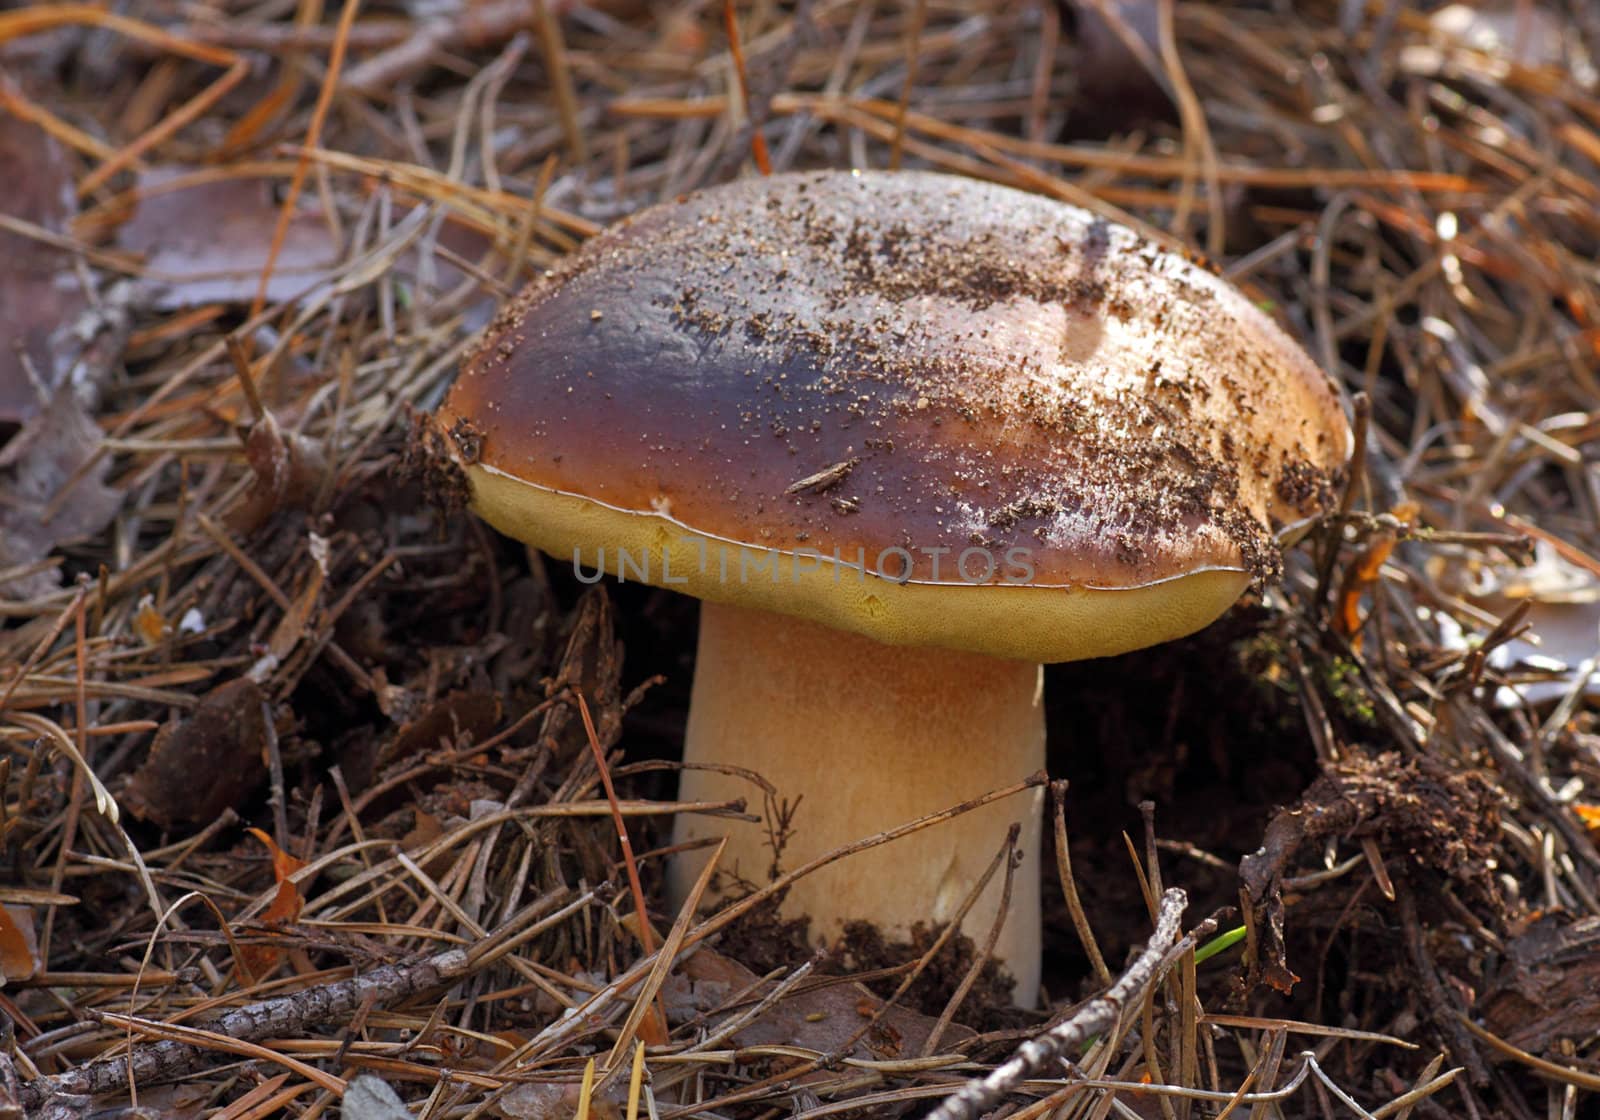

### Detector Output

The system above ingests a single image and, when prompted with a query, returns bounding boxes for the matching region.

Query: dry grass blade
[249,0,360,320]
[0,6,247,194]
[1200,1013,1417,1049]
[1457,1015,1600,1092]
[601,837,724,1079]
[6,710,118,824]
[575,1057,596,1120]
[722,0,771,175]
[626,1038,646,1120]
[577,690,667,1045]
[1052,780,1112,987]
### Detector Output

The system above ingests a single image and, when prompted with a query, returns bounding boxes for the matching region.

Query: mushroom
[431,170,1350,1007]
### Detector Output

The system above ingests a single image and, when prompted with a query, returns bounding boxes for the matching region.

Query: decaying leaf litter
[1,0,1598,1116]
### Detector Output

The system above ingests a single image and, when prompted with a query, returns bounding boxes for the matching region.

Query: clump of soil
[837,920,1021,1024]
[711,895,1021,1025]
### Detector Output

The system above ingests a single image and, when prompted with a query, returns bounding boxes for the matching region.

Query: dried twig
[20,949,469,1110]
[926,888,1189,1120]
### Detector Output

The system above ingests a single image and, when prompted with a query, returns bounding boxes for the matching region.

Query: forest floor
[3,1,1599,1117]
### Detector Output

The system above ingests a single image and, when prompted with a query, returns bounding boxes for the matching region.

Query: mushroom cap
[435,170,1350,662]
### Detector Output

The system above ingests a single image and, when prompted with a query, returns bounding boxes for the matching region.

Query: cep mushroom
[432,170,1351,1007]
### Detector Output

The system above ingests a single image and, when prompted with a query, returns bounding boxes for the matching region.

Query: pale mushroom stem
[670,600,1045,1007]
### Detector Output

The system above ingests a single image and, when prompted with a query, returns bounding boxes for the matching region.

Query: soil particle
[1276,457,1342,517]
[714,898,1020,1023]
[713,896,816,972]
[837,919,1018,1021]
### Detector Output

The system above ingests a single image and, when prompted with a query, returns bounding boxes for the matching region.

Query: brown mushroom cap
[436,170,1350,662]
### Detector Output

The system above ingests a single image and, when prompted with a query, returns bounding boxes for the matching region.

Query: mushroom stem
[671,600,1045,1006]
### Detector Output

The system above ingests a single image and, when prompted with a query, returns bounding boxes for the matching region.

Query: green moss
[1322,655,1378,727]
[1234,633,1378,731]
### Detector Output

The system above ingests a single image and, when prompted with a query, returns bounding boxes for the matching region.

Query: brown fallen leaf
[239,827,310,983]
[0,386,123,600]
[400,809,444,851]
[113,169,344,309]
[1478,910,1600,1056]
[0,105,82,426]
[251,826,310,884]
[399,809,461,880]
[380,691,503,768]
[110,168,507,311]
[0,110,130,600]
[0,905,41,982]
[124,677,270,828]
[495,1080,622,1120]
[229,407,330,536]
[662,944,974,1062]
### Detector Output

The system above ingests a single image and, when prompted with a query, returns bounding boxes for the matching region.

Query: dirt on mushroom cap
[439,170,1350,590]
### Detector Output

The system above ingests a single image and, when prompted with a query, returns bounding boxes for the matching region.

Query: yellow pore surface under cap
[468,462,1253,664]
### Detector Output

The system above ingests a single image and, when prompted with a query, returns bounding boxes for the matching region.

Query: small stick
[784,458,858,495]
[19,949,470,1110]
[1052,781,1111,986]
[1313,391,1370,615]
[41,592,93,961]
[1141,799,1163,901]
[1396,884,1490,1087]
[262,690,289,850]
[925,888,1190,1120]
[224,334,266,422]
